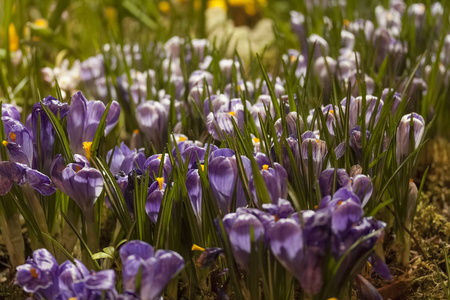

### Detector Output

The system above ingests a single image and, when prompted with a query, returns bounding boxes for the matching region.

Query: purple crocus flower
[222,210,271,269]
[106,142,146,176]
[319,168,373,207]
[349,126,371,162]
[136,100,168,151]
[50,154,103,214]
[2,116,35,167]
[57,259,89,297]
[269,217,324,295]
[15,249,59,299]
[300,135,327,179]
[396,113,425,164]
[145,177,166,223]
[67,92,120,156]
[0,161,56,196]
[186,168,202,218]
[120,240,185,300]
[174,142,218,170]
[208,151,252,213]
[144,153,172,180]
[262,199,295,219]
[28,96,70,173]
[206,99,245,141]
[2,103,21,121]
[319,188,363,233]
[249,158,287,205]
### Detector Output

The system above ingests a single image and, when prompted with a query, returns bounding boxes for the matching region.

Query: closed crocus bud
[164,36,184,58]
[249,162,288,205]
[381,88,402,115]
[440,35,450,66]
[319,168,351,197]
[314,56,337,85]
[348,95,383,129]
[206,103,244,141]
[189,70,213,90]
[2,103,21,121]
[372,28,391,68]
[274,112,303,139]
[15,249,58,299]
[355,274,384,300]
[396,113,425,164]
[208,153,252,213]
[224,80,255,99]
[145,177,166,223]
[191,39,209,62]
[349,164,363,177]
[106,142,146,175]
[407,4,426,30]
[60,159,104,214]
[222,212,266,269]
[352,174,373,207]
[219,59,240,82]
[349,126,371,162]
[120,240,185,300]
[186,168,202,218]
[405,180,418,226]
[301,137,327,179]
[290,11,308,55]
[308,34,329,60]
[390,0,406,14]
[136,100,168,151]
[341,30,355,50]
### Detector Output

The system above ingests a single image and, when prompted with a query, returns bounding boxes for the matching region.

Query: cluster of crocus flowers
[15,240,184,300]
[222,172,390,297]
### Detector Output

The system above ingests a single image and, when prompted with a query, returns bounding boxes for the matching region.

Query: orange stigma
[337,201,343,206]
[343,19,350,26]
[10,132,16,142]
[133,129,139,134]
[409,178,413,183]
[30,268,39,278]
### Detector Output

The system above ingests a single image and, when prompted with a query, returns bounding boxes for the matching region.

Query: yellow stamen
[30,268,39,278]
[229,111,235,117]
[9,23,19,52]
[290,55,297,63]
[191,244,205,251]
[157,154,162,160]
[316,139,320,143]
[156,177,164,190]
[343,19,350,26]
[133,129,139,135]
[200,164,204,171]
[178,136,187,142]
[69,298,77,300]
[75,165,82,173]
[10,132,16,142]
[2,141,8,146]
[329,110,334,115]
[159,1,171,13]
[366,261,372,270]
[83,142,92,161]
[252,137,260,143]
[34,19,48,28]
[262,164,269,171]
[314,205,318,210]
[409,178,413,183]
[327,298,338,300]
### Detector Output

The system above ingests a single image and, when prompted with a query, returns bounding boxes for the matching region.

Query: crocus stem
[23,186,53,252]
[84,208,99,254]
[0,200,25,267]
[57,200,81,262]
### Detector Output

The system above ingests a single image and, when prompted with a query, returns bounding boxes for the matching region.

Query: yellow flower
[9,23,19,52]
[159,1,171,14]
[208,0,227,12]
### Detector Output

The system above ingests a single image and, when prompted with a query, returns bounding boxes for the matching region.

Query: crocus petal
[140,250,185,300]
[120,240,154,262]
